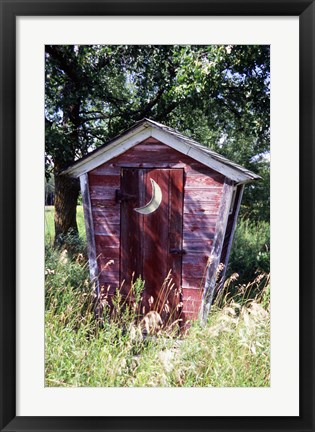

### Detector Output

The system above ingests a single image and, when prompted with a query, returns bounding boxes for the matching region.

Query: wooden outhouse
[63,119,259,324]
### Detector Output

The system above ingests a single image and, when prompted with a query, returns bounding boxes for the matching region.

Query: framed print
[0,1,314,431]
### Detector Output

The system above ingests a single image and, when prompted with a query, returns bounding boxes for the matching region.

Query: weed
[45,240,270,387]
[45,206,270,388]
[228,218,270,285]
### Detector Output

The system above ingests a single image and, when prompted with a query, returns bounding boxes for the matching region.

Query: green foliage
[228,219,270,285]
[241,160,270,221]
[46,45,269,161]
[46,44,270,239]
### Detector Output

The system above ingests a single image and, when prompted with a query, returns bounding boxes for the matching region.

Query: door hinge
[115,189,137,203]
[170,249,186,255]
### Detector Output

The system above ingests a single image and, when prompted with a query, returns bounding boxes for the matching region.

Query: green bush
[45,245,89,313]
[228,218,270,285]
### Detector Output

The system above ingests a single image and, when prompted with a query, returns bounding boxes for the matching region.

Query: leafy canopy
[45,44,270,220]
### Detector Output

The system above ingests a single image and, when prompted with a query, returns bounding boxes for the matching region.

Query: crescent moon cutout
[134,179,162,215]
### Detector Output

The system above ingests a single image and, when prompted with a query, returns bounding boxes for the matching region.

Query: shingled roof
[63,118,260,183]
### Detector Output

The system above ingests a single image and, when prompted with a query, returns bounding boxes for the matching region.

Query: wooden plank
[183,213,218,226]
[167,169,184,319]
[90,143,222,179]
[96,247,120,276]
[120,168,143,293]
[182,286,204,292]
[183,299,203,313]
[119,167,184,319]
[200,179,234,322]
[65,120,256,183]
[185,165,225,182]
[97,261,119,275]
[182,288,203,313]
[181,262,206,279]
[182,278,204,289]
[151,127,252,183]
[182,253,209,266]
[63,127,151,177]
[114,161,188,169]
[183,229,215,241]
[185,175,224,188]
[182,301,203,316]
[181,310,199,322]
[99,271,119,282]
[129,143,174,152]
[97,250,120,265]
[93,142,179,167]
[182,238,213,252]
[184,188,222,202]
[95,234,119,248]
[91,201,117,211]
[217,184,245,290]
[113,151,191,166]
[93,222,120,237]
[140,137,160,144]
[92,211,119,224]
[142,169,173,308]
[91,208,120,224]
[181,253,209,292]
[79,174,100,296]
[96,246,120,259]
[90,165,120,176]
[184,201,220,215]
[89,186,117,200]
[88,174,120,187]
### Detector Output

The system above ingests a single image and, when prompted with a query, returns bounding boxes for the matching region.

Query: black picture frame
[0,1,314,431]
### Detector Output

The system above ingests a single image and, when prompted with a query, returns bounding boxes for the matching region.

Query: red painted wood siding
[120,168,183,320]
[88,171,120,295]
[88,137,224,321]
[182,162,224,321]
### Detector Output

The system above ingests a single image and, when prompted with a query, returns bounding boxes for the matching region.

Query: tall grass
[45,245,270,387]
[228,218,270,285]
[45,208,270,387]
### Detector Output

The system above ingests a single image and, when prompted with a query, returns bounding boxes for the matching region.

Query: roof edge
[62,120,151,177]
[62,118,260,182]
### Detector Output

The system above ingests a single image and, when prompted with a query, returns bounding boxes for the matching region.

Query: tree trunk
[52,71,82,248]
[54,170,80,247]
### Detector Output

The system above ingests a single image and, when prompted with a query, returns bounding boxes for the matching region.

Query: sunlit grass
[45,205,86,244]
[45,240,270,388]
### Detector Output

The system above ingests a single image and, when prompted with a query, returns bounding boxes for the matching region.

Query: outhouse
[63,119,259,324]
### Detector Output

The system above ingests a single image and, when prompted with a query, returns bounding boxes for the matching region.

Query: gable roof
[62,118,260,183]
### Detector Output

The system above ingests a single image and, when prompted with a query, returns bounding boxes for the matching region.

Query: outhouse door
[120,168,184,316]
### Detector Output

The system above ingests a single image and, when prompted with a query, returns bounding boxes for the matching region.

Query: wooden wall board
[85,139,234,322]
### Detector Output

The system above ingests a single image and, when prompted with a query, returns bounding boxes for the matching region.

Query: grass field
[45,207,270,387]
[45,206,86,244]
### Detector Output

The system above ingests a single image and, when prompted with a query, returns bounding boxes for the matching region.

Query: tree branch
[46,45,81,86]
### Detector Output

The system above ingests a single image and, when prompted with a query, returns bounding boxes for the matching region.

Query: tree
[164,45,270,221]
[45,44,270,244]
